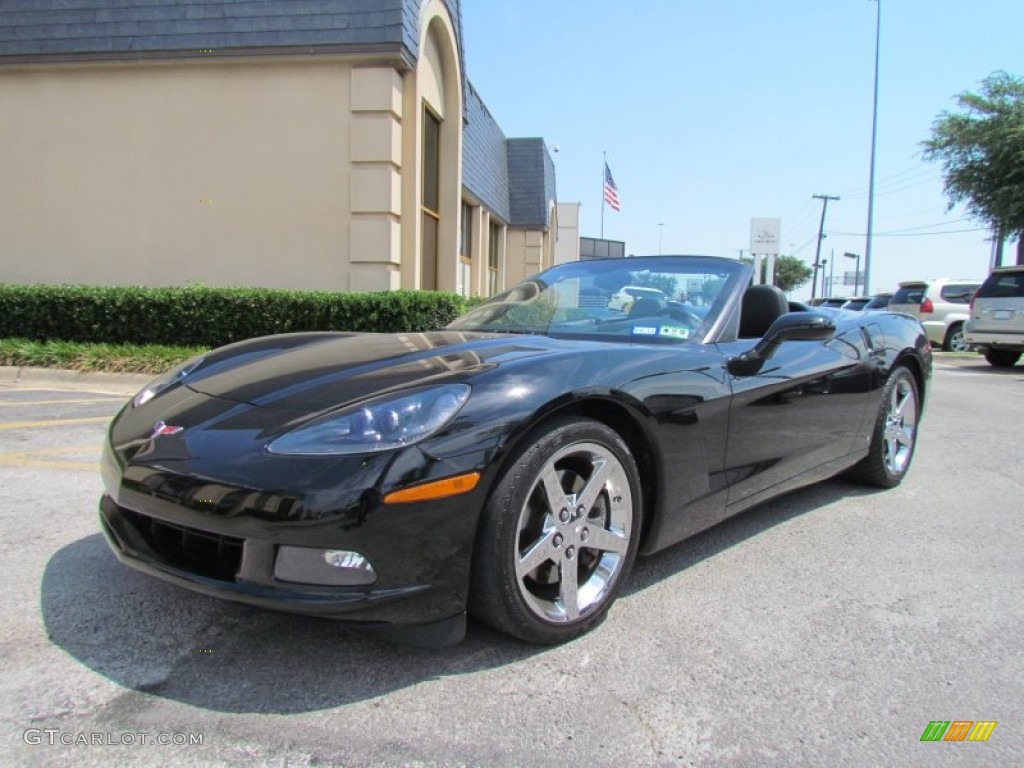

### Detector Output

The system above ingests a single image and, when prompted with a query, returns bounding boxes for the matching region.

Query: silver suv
[888,279,980,351]
[964,266,1024,367]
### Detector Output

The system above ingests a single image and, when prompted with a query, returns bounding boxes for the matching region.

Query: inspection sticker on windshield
[632,326,658,336]
[659,326,690,339]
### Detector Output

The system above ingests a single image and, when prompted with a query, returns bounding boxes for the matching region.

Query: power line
[784,199,817,234]
[790,234,820,257]
[838,163,936,197]
[828,227,986,238]
[872,217,968,234]
[829,217,969,236]
[843,171,943,200]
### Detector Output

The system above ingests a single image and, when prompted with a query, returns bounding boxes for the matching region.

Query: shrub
[0,284,470,347]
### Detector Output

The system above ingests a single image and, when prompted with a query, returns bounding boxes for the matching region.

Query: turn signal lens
[383,472,481,504]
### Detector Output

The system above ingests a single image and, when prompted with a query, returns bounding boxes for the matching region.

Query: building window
[421,107,441,290]
[460,201,472,258]
[458,201,472,297]
[488,221,501,296]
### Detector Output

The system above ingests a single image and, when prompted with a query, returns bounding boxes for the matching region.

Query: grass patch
[0,338,207,375]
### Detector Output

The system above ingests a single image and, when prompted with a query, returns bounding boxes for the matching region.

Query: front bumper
[100,495,434,617]
[99,391,493,633]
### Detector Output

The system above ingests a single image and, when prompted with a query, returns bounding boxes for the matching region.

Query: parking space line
[0,416,110,430]
[0,442,102,472]
[0,456,99,471]
[0,386,133,397]
[2,443,99,457]
[0,398,123,407]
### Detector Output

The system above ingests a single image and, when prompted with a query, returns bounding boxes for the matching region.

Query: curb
[0,366,151,395]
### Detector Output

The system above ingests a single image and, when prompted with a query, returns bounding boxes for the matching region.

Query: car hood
[182,331,571,414]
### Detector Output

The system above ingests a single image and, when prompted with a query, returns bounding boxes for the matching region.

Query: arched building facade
[0,1,561,296]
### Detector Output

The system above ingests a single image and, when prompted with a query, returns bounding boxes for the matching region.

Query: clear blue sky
[461,0,1023,299]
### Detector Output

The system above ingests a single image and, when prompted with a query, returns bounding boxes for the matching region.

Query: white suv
[888,278,980,351]
[965,266,1024,367]
[607,285,666,312]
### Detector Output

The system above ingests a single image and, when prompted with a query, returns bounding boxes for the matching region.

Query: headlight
[132,355,206,407]
[266,384,471,456]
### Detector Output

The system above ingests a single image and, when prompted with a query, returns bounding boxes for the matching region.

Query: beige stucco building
[0,1,561,297]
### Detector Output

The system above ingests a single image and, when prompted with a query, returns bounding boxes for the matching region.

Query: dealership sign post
[750,218,781,285]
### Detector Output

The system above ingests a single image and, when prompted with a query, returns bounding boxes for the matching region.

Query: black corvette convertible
[99,255,931,646]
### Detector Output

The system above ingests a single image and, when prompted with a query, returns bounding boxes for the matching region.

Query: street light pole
[864,0,882,295]
[820,259,829,297]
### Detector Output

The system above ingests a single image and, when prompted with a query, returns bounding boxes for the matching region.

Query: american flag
[603,162,621,212]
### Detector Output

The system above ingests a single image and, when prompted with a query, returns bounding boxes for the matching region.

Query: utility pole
[811,194,840,299]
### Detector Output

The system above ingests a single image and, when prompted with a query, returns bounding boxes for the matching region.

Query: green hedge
[0,284,470,347]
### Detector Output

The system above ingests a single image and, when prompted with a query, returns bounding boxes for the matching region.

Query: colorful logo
[920,721,997,742]
[150,421,184,438]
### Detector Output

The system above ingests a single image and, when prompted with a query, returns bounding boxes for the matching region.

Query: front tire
[848,366,920,488]
[984,349,1021,367]
[469,418,642,644]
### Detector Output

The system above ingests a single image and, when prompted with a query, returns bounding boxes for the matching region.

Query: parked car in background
[888,279,980,351]
[809,297,848,309]
[607,285,667,312]
[964,266,1024,367]
[840,297,872,311]
[862,292,893,311]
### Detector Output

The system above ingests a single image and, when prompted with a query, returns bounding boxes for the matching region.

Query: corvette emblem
[151,421,184,438]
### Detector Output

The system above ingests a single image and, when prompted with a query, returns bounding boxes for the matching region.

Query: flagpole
[601,151,606,239]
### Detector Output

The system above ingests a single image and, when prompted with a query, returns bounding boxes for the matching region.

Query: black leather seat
[628,296,665,319]
[739,284,789,338]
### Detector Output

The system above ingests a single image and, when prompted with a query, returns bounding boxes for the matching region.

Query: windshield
[864,294,891,309]
[976,271,1024,298]
[447,255,746,343]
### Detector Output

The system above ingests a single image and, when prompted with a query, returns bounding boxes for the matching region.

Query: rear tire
[848,366,919,488]
[944,322,969,352]
[984,349,1021,367]
[469,417,642,644]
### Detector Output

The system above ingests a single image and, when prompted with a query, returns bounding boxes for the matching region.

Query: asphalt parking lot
[0,357,1020,767]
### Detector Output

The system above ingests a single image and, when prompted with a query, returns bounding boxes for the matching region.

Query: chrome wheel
[470,418,641,643]
[882,376,917,475]
[848,366,921,488]
[947,324,970,352]
[514,441,633,624]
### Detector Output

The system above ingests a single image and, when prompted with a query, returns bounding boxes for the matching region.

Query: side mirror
[727,312,836,376]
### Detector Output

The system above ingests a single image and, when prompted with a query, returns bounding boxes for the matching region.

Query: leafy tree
[922,71,1024,265]
[741,254,812,293]
[773,255,814,293]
